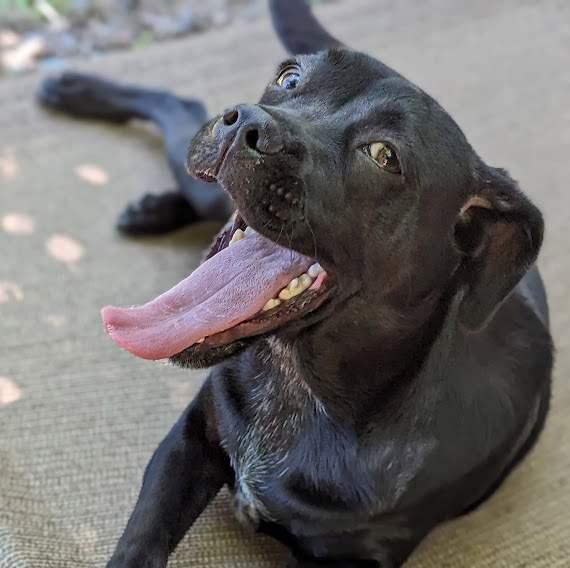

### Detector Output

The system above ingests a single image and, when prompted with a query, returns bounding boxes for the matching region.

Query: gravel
[0,0,266,76]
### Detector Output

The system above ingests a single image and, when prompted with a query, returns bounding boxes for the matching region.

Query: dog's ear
[269,0,344,55]
[454,168,544,332]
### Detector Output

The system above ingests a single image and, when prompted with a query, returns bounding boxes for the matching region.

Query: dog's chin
[169,338,253,369]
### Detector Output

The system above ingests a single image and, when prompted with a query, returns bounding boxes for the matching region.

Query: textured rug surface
[1,0,569,566]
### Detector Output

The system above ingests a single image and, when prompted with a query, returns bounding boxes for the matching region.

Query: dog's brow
[276,58,298,75]
[326,49,346,65]
[345,108,407,142]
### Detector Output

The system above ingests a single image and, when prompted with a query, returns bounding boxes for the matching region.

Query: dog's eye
[277,66,301,90]
[362,142,401,174]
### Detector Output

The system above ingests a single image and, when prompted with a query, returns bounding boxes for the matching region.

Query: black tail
[269,0,343,55]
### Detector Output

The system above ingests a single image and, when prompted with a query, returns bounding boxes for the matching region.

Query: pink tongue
[102,232,312,360]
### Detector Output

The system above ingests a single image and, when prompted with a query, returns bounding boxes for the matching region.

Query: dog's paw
[117,191,199,235]
[37,72,133,123]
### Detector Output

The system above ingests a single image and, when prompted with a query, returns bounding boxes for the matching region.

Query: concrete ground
[0,0,569,566]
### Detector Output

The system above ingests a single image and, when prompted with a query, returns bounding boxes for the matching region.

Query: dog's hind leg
[38,72,232,234]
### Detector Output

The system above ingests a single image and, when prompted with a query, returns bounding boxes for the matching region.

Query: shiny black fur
[38,1,553,566]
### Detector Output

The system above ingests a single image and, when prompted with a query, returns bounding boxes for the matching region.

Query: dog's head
[102,4,543,368]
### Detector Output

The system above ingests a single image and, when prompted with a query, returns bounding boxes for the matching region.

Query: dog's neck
[264,289,451,423]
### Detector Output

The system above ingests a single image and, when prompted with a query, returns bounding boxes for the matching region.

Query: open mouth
[101,211,332,362]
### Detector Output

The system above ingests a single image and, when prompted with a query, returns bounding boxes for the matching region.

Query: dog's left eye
[277,66,301,90]
[362,142,401,174]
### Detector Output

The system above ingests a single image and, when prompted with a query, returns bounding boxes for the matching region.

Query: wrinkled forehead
[296,49,396,92]
[269,50,419,112]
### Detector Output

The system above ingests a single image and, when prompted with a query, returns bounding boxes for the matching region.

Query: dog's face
[104,49,542,368]
[195,50,494,300]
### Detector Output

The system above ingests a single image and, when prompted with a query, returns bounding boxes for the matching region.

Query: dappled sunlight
[0,376,23,407]
[0,30,19,50]
[2,213,36,235]
[0,35,44,73]
[0,148,19,180]
[45,234,85,264]
[75,163,109,186]
[74,524,98,556]
[0,281,24,304]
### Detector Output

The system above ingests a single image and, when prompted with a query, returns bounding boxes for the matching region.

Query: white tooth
[289,287,303,298]
[299,274,313,288]
[279,288,293,301]
[244,226,255,237]
[229,229,244,245]
[197,337,205,344]
[262,298,281,311]
[278,273,314,301]
[308,263,323,278]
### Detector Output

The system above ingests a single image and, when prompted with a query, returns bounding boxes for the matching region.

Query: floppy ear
[454,168,544,332]
[269,0,344,55]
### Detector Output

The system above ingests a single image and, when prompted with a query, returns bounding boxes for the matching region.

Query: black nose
[219,105,281,155]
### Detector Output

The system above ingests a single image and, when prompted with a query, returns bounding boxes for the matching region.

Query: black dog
[38,1,553,566]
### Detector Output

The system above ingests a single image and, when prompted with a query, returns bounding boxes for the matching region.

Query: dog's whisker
[305,216,318,262]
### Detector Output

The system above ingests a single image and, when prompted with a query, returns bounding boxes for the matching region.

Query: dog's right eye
[276,66,301,90]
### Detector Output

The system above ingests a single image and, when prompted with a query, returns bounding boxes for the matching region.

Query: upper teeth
[229,226,258,246]
[229,228,245,246]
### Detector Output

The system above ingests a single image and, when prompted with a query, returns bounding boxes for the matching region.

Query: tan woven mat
[1,0,569,566]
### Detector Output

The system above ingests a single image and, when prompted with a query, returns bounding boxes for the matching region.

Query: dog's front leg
[107,381,231,568]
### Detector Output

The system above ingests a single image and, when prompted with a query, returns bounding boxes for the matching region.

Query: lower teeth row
[262,263,323,312]
[194,261,323,346]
